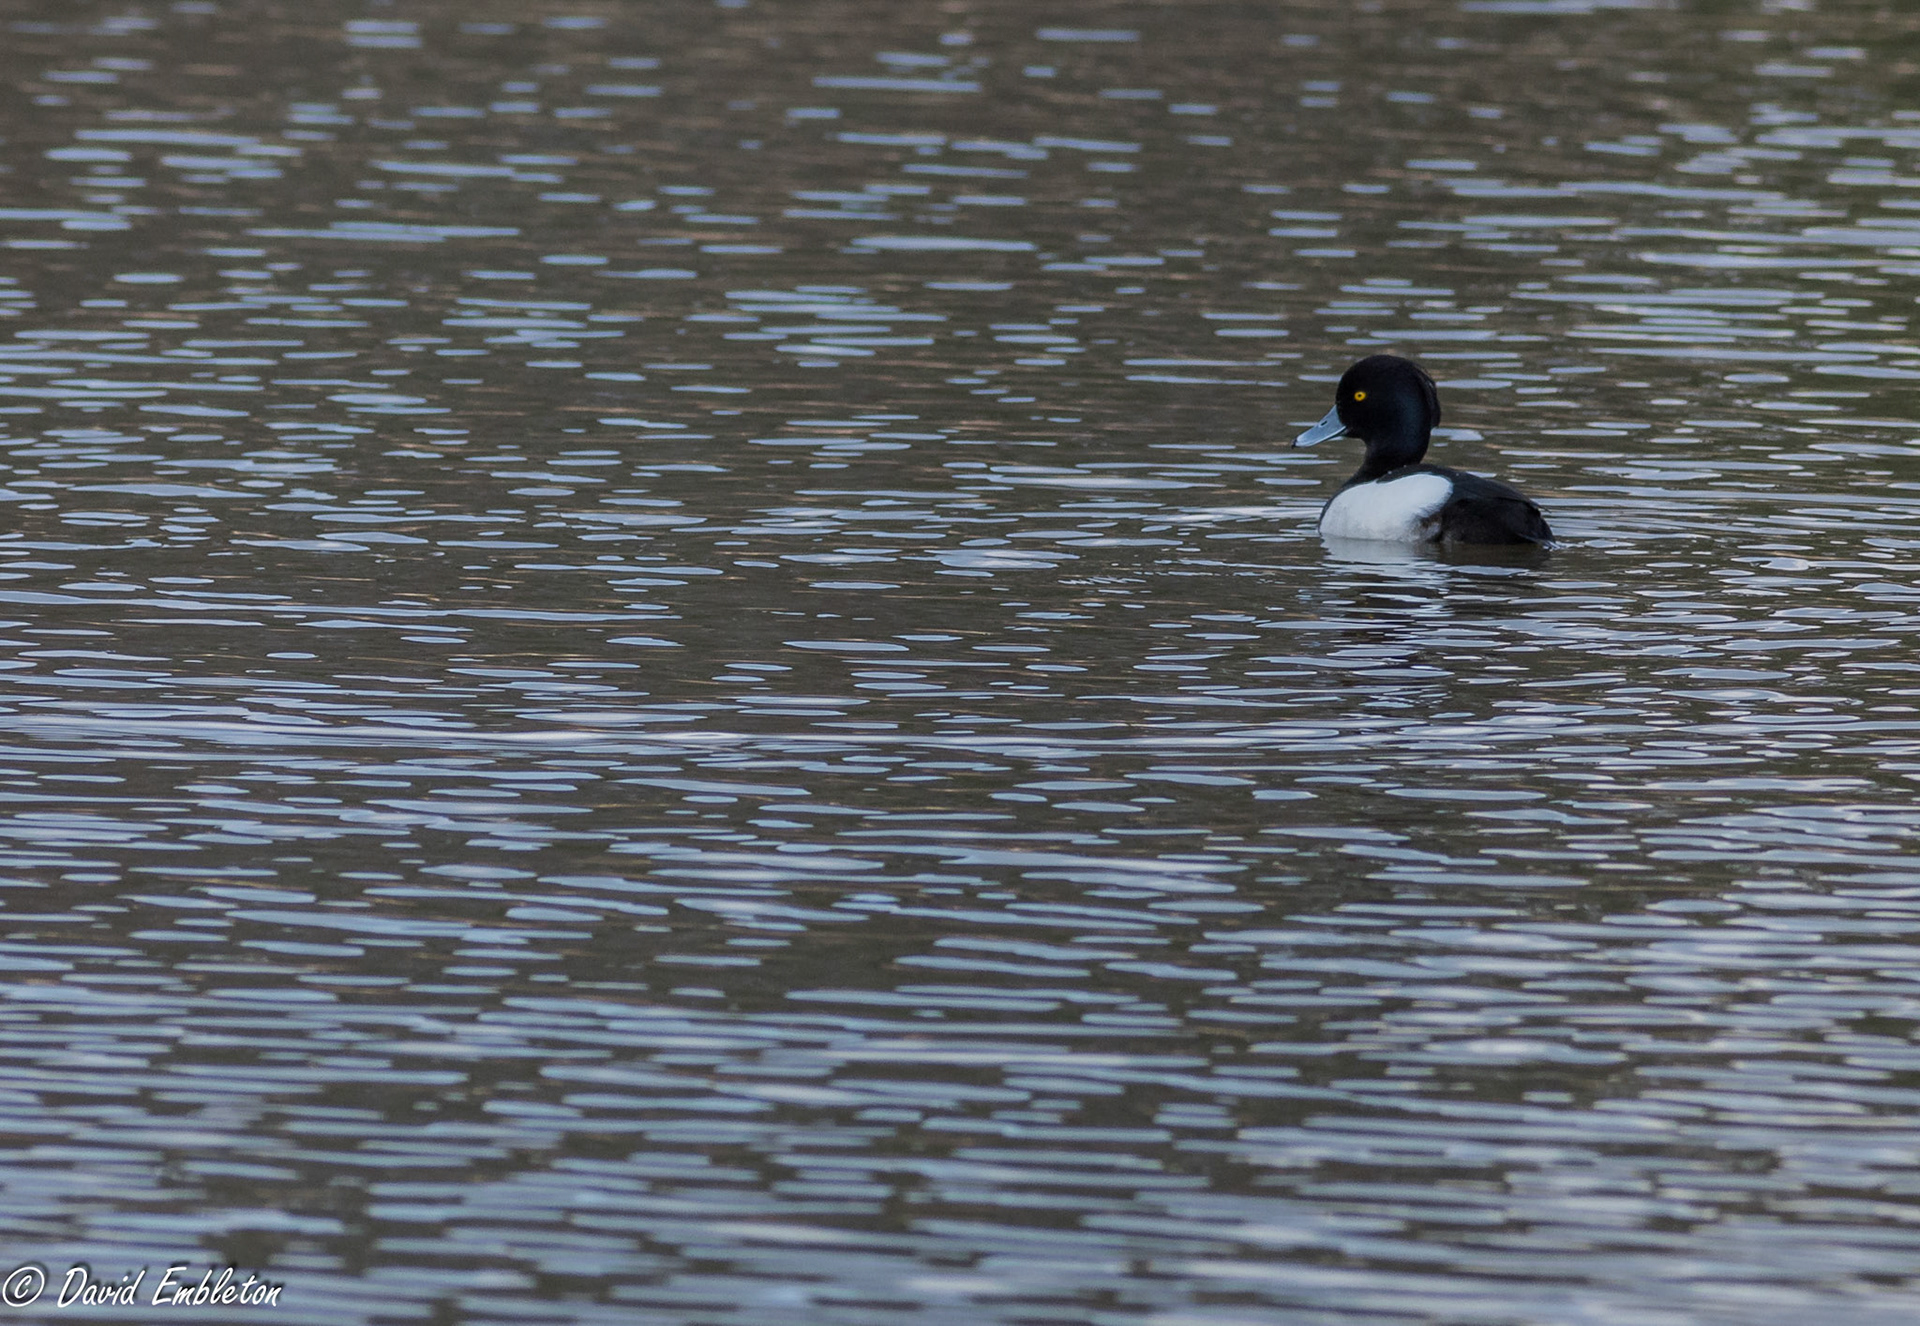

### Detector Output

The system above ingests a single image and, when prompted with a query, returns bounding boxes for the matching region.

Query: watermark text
[0,1264,283,1310]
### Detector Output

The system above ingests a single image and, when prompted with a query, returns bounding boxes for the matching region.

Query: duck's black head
[1295,354,1441,481]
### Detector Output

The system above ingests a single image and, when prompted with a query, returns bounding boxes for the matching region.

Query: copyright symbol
[0,1265,44,1307]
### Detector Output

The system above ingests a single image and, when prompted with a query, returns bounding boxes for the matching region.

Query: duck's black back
[1390,464,1553,546]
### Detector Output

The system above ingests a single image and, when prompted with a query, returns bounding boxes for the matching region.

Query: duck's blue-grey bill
[1294,406,1347,448]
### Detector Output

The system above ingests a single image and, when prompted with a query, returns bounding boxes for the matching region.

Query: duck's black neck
[1348,416,1432,485]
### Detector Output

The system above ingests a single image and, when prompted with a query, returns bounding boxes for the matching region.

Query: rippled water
[4,1,1920,1322]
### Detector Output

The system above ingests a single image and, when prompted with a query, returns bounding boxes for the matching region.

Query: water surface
[3,2,1920,1322]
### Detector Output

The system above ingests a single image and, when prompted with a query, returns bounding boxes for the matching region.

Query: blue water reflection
[2,2,1920,1324]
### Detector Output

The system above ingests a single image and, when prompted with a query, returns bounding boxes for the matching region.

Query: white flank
[1318,472,1453,542]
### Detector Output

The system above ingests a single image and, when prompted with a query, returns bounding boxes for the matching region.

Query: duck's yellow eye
[1352,390,1367,402]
